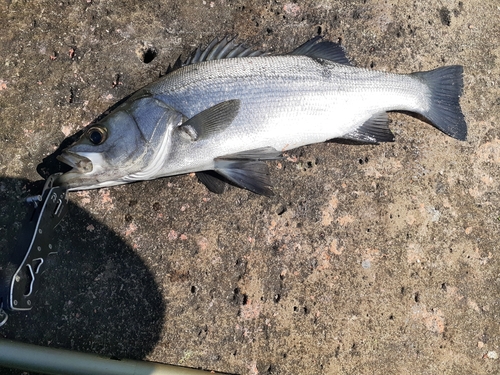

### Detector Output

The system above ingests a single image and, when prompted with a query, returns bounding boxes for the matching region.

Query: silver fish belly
[148,56,431,173]
[55,37,467,195]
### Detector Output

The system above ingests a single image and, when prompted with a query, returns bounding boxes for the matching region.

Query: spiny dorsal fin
[289,36,351,66]
[166,55,183,74]
[340,112,395,144]
[167,36,351,74]
[184,36,269,66]
[179,99,241,141]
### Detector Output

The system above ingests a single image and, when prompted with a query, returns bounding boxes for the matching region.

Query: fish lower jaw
[57,151,93,173]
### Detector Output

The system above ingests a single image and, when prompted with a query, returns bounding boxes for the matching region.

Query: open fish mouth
[54,151,116,190]
[53,151,96,189]
[57,151,93,173]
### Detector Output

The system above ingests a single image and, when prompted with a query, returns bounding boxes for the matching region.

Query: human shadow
[0,176,165,370]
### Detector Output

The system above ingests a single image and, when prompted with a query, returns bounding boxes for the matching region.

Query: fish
[55,36,467,196]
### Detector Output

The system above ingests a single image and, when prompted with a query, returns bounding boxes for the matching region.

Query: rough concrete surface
[1,0,499,374]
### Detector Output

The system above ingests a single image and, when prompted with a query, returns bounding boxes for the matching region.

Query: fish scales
[147,56,425,174]
[54,37,466,194]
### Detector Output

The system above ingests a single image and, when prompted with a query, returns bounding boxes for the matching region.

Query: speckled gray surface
[1,1,500,374]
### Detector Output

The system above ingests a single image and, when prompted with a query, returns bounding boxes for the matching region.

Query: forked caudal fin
[412,65,467,141]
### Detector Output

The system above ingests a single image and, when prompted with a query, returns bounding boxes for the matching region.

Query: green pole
[0,339,232,375]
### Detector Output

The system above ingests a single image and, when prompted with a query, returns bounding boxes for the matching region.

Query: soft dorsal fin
[179,99,241,141]
[289,36,351,65]
[183,36,269,66]
[340,112,395,144]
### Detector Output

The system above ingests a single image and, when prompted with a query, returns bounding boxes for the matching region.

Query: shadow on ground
[0,177,165,373]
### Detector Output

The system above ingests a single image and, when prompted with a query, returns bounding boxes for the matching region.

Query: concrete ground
[1,0,499,374]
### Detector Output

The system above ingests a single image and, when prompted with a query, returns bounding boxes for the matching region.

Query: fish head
[55,94,183,190]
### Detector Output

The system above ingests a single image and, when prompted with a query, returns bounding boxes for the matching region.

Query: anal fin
[340,112,395,144]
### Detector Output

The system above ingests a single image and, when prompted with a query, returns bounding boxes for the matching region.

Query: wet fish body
[56,37,467,195]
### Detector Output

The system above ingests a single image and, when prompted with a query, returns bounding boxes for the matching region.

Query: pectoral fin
[179,99,241,141]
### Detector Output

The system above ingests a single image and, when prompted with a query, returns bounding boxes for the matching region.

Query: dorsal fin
[289,36,351,66]
[165,55,183,74]
[166,36,351,75]
[183,36,269,67]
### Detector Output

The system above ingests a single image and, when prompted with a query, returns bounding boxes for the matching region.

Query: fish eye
[86,126,107,145]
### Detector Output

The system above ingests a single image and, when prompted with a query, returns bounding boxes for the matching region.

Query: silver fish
[56,36,467,196]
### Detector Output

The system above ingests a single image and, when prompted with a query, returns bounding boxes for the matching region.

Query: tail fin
[412,65,467,140]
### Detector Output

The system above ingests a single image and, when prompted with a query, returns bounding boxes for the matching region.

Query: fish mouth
[54,151,94,188]
[57,151,93,173]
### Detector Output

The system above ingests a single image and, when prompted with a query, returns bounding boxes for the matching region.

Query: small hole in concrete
[277,205,287,215]
[142,47,157,64]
